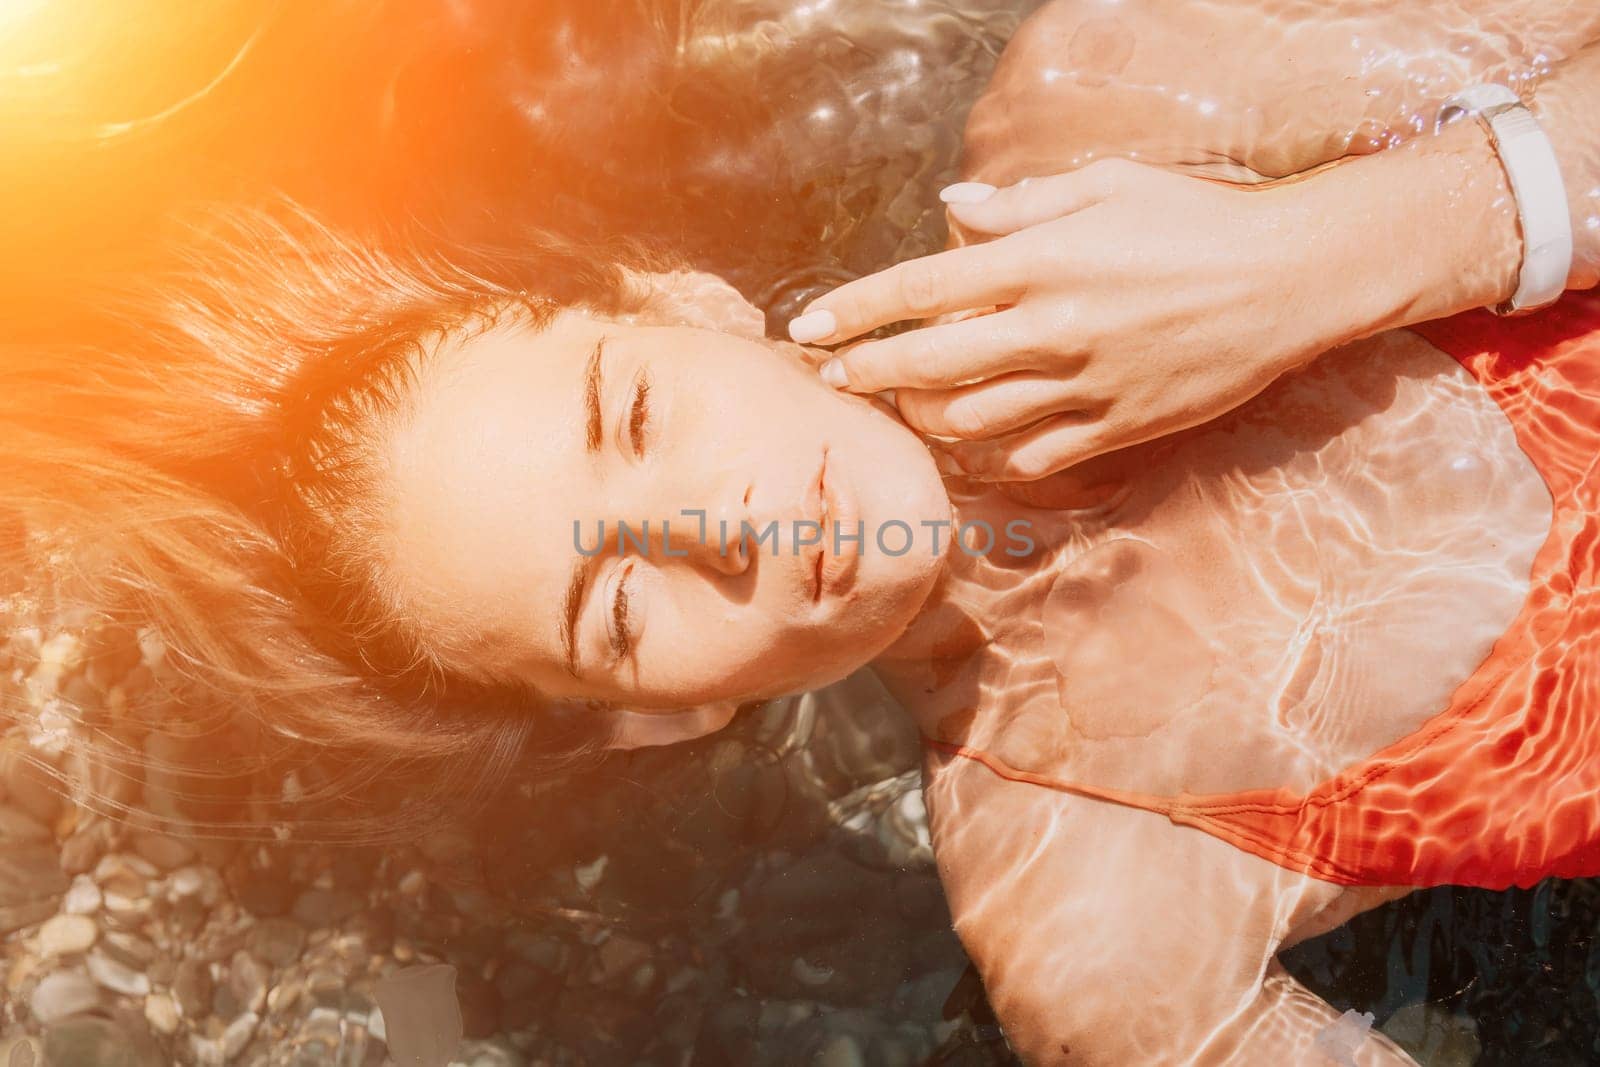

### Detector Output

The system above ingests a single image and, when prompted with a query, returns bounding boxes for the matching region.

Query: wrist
[1299,118,1523,339]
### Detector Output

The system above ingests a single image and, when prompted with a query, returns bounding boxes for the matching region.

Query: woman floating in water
[5,1,1600,1065]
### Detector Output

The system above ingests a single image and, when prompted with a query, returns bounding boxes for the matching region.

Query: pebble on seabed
[61,875,101,915]
[0,1037,41,1067]
[86,947,150,997]
[35,914,97,958]
[44,1018,163,1067]
[814,1033,868,1067]
[221,1011,261,1058]
[144,991,180,1036]
[224,949,269,1016]
[248,916,308,968]
[0,611,995,1065]
[98,930,156,969]
[28,971,101,1024]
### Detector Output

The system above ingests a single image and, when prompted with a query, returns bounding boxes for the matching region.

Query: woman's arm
[957,0,1600,194]
[788,5,1600,481]
[1307,34,1600,333]
[923,753,1418,1065]
[1531,38,1600,288]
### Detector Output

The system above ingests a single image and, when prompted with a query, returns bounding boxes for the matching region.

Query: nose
[627,477,753,577]
[657,508,749,575]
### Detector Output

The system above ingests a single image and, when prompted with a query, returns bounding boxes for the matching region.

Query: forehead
[377,311,598,663]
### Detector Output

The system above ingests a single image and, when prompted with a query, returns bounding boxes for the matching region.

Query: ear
[628,269,767,340]
[602,700,742,750]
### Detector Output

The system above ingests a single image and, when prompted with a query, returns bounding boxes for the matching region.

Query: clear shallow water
[4,0,1600,1064]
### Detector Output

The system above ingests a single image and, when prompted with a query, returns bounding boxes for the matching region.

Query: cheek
[631,571,877,702]
[626,574,798,696]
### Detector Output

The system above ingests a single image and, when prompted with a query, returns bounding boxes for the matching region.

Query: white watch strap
[1440,83,1573,315]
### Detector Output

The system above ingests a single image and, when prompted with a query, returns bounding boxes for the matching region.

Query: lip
[804,451,828,602]
[807,447,860,602]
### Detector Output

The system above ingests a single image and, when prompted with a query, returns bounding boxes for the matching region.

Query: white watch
[1439,83,1573,316]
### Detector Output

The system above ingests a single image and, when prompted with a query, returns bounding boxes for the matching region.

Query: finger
[895,371,1092,441]
[821,310,1056,393]
[788,240,1030,345]
[943,158,1135,236]
[782,339,830,369]
[943,411,1119,483]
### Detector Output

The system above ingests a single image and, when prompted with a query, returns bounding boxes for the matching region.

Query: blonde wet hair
[0,202,668,842]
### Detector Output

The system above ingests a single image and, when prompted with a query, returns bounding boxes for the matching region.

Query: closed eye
[628,372,651,457]
[611,563,635,658]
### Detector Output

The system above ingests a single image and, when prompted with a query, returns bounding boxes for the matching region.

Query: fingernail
[939,182,997,205]
[788,309,837,344]
[819,359,848,389]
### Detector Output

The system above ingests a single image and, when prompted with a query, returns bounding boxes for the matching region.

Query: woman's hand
[788,145,1518,481]
[788,160,1368,480]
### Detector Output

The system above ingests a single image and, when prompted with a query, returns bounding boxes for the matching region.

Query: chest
[894,331,1552,797]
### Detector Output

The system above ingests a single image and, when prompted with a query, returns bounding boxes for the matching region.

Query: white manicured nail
[788,309,837,344]
[819,360,848,388]
[939,182,997,204]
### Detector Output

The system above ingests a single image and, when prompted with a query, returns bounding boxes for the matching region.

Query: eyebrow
[584,337,606,452]
[560,557,590,678]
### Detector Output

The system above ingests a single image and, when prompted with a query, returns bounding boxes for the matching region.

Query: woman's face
[380,307,951,710]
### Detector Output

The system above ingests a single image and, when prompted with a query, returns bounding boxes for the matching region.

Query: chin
[764,576,935,694]
[853,442,951,591]
[837,556,946,664]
